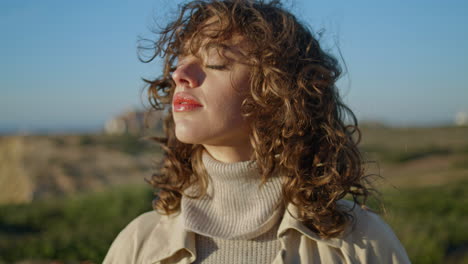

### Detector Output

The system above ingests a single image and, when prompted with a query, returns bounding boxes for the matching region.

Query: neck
[203,142,253,163]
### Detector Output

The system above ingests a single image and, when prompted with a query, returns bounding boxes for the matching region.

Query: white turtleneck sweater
[181,151,284,264]
[103,151,412,264]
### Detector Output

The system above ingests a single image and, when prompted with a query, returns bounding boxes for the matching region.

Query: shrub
[0,185,154,263]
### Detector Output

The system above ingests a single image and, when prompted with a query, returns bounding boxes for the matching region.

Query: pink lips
[172,92,203,112]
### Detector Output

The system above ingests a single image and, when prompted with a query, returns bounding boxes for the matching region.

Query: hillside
[359,125,468,188]
[0,134,162,204]
[1,126,467,204]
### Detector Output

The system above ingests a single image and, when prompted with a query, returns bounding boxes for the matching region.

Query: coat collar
[277,203,343,248]
[147,203,345,263]
[145,211,196,263]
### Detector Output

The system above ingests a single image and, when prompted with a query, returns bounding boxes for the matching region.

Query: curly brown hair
[143,0,370,238]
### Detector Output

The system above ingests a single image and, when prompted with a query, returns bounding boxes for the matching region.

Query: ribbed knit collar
[181,151,284,240]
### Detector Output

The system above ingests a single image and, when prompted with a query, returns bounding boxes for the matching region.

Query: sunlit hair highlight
[142,0,370,238]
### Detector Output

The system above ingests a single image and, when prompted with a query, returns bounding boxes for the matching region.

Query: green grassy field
[379,181,468,264]
[0,184,154,263]
[0,181,467,264]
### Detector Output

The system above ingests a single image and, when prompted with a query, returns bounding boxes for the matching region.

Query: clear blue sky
[1,0,467,133]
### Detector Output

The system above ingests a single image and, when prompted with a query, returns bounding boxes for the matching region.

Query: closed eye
[205,64,228,70]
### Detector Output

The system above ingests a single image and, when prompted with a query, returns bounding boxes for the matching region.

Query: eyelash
[205,64,227,70]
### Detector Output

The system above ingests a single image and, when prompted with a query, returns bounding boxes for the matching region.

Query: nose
[172,62,201,88]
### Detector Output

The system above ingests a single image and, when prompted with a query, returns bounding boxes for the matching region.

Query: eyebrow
[176,39,249,70]
[180,40,246,57]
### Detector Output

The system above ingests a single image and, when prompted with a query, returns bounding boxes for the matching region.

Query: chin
[175,131,203,145]
[175,135,195,144]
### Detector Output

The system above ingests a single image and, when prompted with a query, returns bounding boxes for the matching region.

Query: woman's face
[171,41,251,148]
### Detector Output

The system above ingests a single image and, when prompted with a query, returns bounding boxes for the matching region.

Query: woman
[104,0,410,263]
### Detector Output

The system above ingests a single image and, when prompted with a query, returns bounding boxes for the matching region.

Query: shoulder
[103,210,163,264]
[338,200,411,263]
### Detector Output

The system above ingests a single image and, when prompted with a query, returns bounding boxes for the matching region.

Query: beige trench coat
[103,201,410,263]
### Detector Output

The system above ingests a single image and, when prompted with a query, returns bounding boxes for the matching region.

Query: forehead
[179,14,248,56]
[180,33,248,63]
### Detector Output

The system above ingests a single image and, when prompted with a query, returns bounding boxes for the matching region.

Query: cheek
[207,90,244,122]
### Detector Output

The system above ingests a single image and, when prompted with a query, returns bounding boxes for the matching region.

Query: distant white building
[105,109,163,135]
[455,111,468,126]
